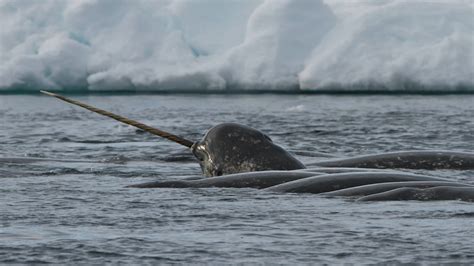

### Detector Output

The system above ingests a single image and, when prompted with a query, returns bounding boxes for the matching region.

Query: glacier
[0,0,473,92]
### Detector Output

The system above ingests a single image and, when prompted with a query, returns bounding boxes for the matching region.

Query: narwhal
[39,91,305,176]
[40,91,474,202]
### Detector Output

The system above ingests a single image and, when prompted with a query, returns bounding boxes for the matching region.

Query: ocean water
[1,94,473,264]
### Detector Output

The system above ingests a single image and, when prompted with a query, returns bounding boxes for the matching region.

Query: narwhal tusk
[40,90,195,148]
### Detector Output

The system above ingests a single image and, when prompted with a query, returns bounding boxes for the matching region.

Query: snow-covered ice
[0,0,472,92]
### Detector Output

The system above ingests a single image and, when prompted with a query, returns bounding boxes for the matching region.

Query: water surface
[1,94,473,263]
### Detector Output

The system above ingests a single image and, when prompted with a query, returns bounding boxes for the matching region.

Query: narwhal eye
[195,152,204,161]
[194,150,206,161]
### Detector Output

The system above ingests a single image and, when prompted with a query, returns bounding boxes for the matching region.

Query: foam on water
[0,0,473,92]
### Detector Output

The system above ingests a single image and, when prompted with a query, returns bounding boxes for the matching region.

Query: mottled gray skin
[309,151,474,170]
[127,171,322,189]
[127,123,473,199]
[192,123,305,176]
[323,181,473,197]
[264,172,450,194]
[357,186,474,202]
[293,167,395,174]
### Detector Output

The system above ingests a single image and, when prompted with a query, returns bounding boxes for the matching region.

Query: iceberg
[0,0,472,92]
[300,0,474,91]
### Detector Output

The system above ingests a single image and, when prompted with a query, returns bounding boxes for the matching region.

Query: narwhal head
[191,123,306,176]
[39,92,304,177]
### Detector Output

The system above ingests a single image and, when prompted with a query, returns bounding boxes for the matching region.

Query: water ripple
[1,95,473,263]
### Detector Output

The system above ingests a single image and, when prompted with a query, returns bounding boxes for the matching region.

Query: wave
[0,0,473,93]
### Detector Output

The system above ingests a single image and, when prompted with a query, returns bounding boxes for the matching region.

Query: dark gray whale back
[310,151,474,170]
[192,123,305,176]
[357,186,474,202]
[264,172,450,194]
[323,181,473,197]
[127,171,320,189]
